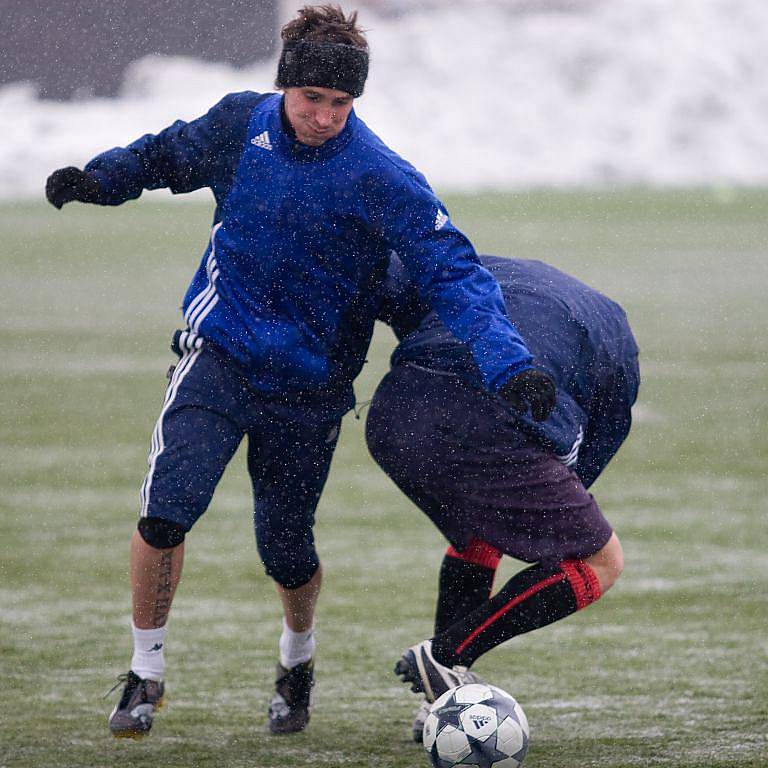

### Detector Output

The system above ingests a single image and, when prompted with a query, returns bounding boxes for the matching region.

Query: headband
[276,40,369,98]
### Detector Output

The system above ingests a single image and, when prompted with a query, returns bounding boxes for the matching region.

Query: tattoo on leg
[152,551,174,627]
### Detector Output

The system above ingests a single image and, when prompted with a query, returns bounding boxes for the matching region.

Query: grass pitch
[1,190,766,767]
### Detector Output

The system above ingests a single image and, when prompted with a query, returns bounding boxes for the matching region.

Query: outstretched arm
[45,91,265,208]
[368,173,555,419]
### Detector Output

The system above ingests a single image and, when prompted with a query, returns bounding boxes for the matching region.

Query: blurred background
[2,0,768,198]
[2,3,767,767]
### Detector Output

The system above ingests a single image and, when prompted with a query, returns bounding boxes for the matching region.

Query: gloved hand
[45,166,101,209]
[499,368,556,422]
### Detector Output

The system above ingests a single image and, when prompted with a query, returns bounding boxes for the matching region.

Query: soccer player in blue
[45,5,556,738]
[366,254,639,740]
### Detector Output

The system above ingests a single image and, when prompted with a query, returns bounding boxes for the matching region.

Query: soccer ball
[422,683,529,768]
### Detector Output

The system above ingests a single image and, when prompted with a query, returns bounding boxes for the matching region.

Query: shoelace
[103,672,146,710]
[104,673,132,699]
[276,665,313,706]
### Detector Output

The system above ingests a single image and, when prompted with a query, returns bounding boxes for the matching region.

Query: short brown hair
[281,5,368,51]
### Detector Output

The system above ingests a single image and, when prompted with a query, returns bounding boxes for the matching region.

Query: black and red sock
[432,559,602,669]
[434,539,502,634]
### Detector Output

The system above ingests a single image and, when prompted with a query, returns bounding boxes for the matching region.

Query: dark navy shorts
[365,364,613,564]
[140,343,341,589]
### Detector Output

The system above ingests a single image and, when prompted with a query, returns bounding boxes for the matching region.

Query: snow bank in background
[3,0,768,199]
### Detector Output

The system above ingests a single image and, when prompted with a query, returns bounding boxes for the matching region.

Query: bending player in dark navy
[366,254,639,740]
[45,5,555,739]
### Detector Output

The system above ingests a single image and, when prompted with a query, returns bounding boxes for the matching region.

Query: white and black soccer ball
[422,683,529,768]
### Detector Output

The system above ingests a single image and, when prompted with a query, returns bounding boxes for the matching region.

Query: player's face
[283,87,354,146]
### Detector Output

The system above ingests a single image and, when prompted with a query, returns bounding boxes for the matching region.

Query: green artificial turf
[1,189,766,767]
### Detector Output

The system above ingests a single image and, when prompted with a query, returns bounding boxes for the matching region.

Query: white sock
[279,619,316,669]
[131,623,167,681]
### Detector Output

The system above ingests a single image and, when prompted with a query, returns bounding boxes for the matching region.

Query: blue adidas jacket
[378,255,640,488]
[84,91,533,411]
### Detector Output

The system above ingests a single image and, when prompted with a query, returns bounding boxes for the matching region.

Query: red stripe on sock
[454,572,566,655]
[446,539,502,570]
[561,560,602,610]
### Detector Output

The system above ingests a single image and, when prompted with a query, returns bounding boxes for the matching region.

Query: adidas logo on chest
[251,131,273,151]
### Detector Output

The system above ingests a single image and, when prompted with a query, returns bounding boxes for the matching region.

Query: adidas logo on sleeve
[434,209,449,230]
[251,131,273,151]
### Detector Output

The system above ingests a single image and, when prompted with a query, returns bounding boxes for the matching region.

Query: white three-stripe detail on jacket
[139,345,203,517]
[556,426,584,468]
[185,221,223,333]
[177,329,204,355]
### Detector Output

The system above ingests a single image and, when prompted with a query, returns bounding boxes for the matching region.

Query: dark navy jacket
[378,255,640,488]
[84,91,533,414]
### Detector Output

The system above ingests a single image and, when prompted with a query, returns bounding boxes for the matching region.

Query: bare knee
[585,532,624,593]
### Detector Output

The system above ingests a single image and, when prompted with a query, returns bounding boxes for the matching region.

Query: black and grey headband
[276,40,369,98]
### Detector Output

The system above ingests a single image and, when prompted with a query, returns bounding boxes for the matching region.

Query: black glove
[499,368,556,422]
[45,166,101,209]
